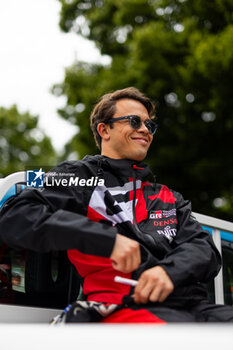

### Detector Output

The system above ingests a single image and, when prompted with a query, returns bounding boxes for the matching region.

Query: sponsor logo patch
[149,210,162,219]
[154,218,177,227]
[149,208,176,219]
[157,225,177,243]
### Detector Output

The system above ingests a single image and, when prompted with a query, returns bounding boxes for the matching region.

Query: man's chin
[129,152,147,162]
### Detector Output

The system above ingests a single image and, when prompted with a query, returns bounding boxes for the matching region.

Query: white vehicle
[0,172,233,323]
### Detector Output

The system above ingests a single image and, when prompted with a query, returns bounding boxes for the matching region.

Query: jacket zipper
[132,165,155,248]
[132,167,141,234]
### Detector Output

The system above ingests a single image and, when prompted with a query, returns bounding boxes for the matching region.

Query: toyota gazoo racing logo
[149,208,176,219]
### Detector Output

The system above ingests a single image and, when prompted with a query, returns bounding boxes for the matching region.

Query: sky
[0,0,110,153]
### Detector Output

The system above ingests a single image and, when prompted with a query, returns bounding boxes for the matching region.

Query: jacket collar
[82,155,152,180]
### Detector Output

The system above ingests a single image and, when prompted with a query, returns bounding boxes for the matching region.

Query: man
[0,87,233,323]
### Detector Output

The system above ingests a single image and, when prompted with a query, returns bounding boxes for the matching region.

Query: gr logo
[26,168,45,187]
[149,210,162,219]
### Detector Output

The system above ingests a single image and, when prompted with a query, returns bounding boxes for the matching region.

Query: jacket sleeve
[158,192,222,287]
[0,164,117,257]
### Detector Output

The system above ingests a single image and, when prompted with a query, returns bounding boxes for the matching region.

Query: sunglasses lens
[108,115,157,135]
[130,116,141,129]
[144,120,157,135]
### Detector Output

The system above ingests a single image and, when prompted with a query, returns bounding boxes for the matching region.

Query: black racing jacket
[0,155,221,305]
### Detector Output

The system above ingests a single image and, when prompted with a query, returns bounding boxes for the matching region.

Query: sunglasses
[105,115,158,135]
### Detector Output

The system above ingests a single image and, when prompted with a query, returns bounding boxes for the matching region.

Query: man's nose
[137,121,149,134]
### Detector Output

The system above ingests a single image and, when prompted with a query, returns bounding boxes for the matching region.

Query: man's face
[101,98,153,161]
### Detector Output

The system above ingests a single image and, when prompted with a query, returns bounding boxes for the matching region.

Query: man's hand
[133,266,174,304]
[110,234,141,273]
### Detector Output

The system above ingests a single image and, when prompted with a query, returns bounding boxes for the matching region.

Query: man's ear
[97,123,111,141]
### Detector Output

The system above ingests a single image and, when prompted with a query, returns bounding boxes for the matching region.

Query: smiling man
[1,87,233,323]
[98,98,154,161]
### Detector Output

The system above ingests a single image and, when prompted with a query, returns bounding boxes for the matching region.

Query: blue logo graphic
[26,168,45,187]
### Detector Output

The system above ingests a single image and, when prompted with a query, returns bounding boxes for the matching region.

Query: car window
[0,243,81,309]
[222,240,233,306]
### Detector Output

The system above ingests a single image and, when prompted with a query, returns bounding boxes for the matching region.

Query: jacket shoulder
[152,183,185,204]
[48,160,89,174]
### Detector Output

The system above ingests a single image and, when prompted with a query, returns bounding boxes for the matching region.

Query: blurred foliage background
[1,0,233,220]
[0,106,57,176]
[52,0,233,220]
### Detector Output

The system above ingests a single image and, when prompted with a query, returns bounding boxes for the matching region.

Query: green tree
[0,105,57,177]
[54,0,233,220]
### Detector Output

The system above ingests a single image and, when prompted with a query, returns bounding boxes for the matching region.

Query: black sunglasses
[105,115,158,135]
